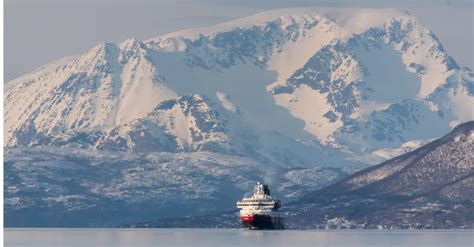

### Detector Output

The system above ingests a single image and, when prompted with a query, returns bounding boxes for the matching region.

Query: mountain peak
[150,7,409,41]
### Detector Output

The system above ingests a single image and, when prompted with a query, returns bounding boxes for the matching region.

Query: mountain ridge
[6,8,471,165]
[301,121,474,198]
[287,121,473,229]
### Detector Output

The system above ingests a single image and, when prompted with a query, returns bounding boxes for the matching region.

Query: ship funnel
[263,184,270,195]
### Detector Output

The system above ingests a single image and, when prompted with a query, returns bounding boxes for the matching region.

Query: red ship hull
[240,215,284,230]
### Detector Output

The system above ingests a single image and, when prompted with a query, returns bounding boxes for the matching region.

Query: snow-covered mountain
[5,8,473,166]
[4,8,473,227]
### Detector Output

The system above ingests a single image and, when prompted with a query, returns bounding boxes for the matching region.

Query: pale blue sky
[5,0,473,81]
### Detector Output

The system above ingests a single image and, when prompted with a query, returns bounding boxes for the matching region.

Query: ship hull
[241,214,284,230]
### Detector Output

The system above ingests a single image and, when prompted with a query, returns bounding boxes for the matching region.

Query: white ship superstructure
[236,182,284,229]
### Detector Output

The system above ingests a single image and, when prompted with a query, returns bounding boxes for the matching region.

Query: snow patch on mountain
[273,84,342,142]
[114,39,177,125]
[371,138,432,160]
[216,92,238,112]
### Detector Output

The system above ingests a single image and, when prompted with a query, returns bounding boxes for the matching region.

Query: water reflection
[5,229,473,247]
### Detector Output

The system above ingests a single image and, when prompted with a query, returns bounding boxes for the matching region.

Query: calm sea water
[5,228,473,247]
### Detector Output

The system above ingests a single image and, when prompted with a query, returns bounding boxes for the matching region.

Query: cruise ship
[236,182,284,229]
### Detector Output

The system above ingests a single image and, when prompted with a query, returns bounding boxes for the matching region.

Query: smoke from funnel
[262,166,278,186]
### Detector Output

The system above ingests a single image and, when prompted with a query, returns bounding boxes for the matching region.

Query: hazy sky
[5,0,473,81]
